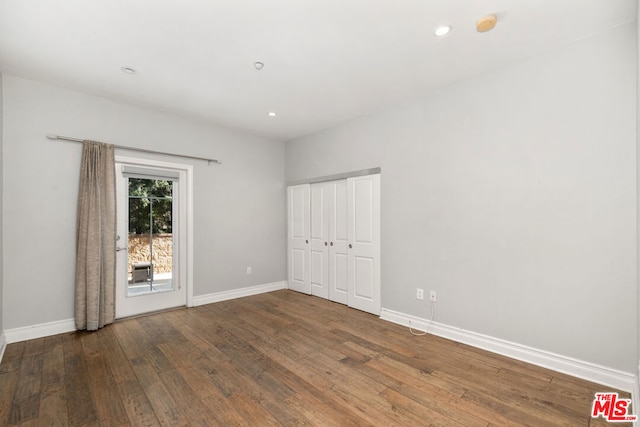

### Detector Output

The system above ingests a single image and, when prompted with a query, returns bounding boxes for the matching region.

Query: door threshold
[115,305,186,321]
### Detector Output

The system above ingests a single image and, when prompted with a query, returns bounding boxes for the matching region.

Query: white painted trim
[380,308,636,393]
[4,319,76,344]
[185,163,194,308]
[1,282,285,345]
[192,281,287,307]
[287,167,382,186]
[0,331,6,365]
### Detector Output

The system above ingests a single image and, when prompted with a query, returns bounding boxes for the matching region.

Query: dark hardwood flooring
[0,290,632,426]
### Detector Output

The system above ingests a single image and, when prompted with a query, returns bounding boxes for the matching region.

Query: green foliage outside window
[128,178,173,235]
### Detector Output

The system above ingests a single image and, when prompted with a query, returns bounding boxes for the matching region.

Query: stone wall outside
[128,234,172,274]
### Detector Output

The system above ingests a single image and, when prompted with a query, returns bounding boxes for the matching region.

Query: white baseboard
[4,318,76,344]
[192,281,287,307]
[1,282,287,345]
[380,308,636,393]
[0,331,6,365]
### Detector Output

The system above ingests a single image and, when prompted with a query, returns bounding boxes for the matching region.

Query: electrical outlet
[416,288,424,300]
[430,291,437,302]
[246,267,252,275]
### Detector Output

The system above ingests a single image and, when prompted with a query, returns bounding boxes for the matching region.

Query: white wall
[637,1,640,385]
[0,71,4,337]
[2,76,286,330]
[286,23,637,372]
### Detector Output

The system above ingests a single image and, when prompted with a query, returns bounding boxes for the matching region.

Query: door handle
[324,242,328,246]
[305,240,309,244]
[116,246,128,252]
[330,242,333,246]
[348,244,352,249]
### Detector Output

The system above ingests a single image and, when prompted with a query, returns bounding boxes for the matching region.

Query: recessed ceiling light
[434,25,452,37]
[254,62,264,71]
[267,111,277,117]
[120,66,136,75]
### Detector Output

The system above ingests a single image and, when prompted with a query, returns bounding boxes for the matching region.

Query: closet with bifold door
[287,173,381,315]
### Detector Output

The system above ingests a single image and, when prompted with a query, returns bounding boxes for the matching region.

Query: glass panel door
[115,160,188,319]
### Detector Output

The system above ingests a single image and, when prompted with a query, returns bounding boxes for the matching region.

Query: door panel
[291,186,308,239]
[288,185,311,294]
[354,179,374,243]
[292,249,307,283]
[354,256,374,298]
[334,182,348,241]
[332,253,349,302]
[310,250,326,297]
[310,183,329,298]
[310,185,324,240]
[115,162,187,318]
[329,180,348,304]
[347,174,381,315]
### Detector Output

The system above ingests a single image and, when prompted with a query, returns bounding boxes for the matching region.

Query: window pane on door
[127,178,174,296]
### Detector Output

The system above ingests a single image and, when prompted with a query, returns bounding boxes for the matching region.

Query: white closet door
[347,174,381,315]
[328,180,348,304]
[287,184,311,294]
[310,183,329,299]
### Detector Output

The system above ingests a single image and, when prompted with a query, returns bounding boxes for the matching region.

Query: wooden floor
[0,290,632,426]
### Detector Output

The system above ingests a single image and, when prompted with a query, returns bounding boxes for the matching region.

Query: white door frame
[115,156,194,318]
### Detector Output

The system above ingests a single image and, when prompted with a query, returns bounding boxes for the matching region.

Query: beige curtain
[75,141,116,331]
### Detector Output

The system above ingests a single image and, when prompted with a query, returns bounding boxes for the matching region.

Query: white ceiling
[0,0,636,141]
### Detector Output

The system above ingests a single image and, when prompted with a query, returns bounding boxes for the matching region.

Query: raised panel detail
[310,186,324,239]
[292,249,306,282]
[334,253,348,293]
[354,180,373,243]
[311,251,324,286]
[354,256,374,299]
[291,186,307,239]
[334,182,348,242]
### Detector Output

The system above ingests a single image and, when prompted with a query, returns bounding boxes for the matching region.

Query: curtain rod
[46,134,221,165]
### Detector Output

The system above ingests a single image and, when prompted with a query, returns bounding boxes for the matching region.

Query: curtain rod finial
[46,134,59,140]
